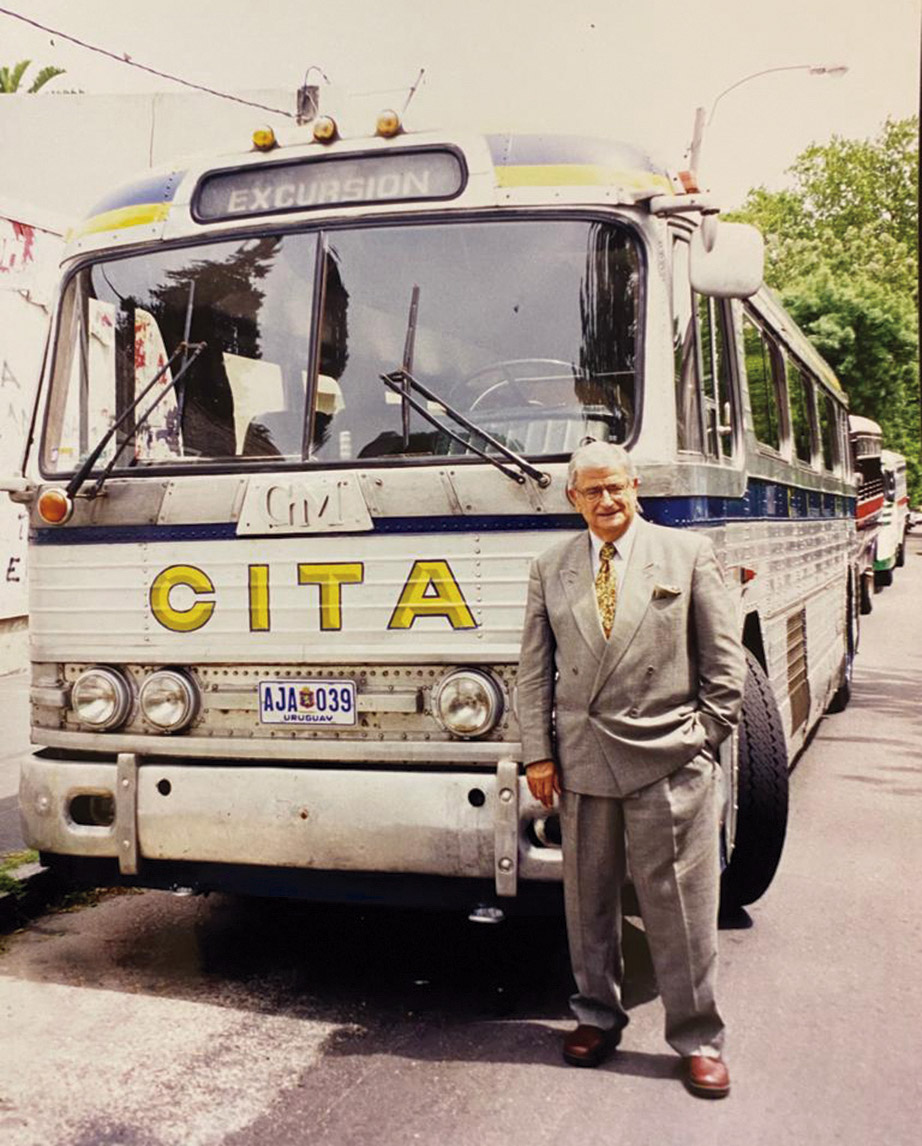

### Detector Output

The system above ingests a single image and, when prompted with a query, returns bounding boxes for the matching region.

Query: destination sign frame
[193,147,468,222]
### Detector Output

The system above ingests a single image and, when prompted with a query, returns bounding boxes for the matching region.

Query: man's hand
[526,759,561,808]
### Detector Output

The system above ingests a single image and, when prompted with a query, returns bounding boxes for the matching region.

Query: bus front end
[18,128,666,910]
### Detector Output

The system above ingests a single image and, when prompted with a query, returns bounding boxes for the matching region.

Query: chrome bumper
[19,754,563,896]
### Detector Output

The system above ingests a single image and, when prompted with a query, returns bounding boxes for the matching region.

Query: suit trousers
[560,752,725,1057]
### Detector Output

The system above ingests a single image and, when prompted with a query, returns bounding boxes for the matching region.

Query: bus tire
[896,541,905,568]
[859,571,874,615]
[874,567,893,589]
[827,585,855,714]
[720,652,789,913]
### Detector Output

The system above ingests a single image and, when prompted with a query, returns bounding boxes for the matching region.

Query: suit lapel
[559,533,607,663]
[592,518,658,696]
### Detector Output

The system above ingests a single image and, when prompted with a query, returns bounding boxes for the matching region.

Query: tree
[731,117,920,500]
[0,60,66,93]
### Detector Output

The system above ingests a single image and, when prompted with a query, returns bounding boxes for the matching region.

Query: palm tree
[0,60,66,93]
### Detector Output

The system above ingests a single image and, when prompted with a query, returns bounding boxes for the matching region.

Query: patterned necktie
[595,541,618,638]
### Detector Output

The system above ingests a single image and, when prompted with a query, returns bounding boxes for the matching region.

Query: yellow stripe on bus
[495,164,674,192]
[68,202,172,240]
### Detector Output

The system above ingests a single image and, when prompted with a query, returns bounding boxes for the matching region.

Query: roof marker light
[312,115,339,144]
[252,126,278,152]
[375,109,402,138]
[37,487,73,525]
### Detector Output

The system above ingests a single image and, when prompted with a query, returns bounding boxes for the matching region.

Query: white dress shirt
[589,515,638,584]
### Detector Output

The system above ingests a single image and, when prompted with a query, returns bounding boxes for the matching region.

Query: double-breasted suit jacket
[517,516,745,796]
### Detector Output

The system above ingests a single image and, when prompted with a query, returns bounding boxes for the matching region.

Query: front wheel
[720,652,789,913]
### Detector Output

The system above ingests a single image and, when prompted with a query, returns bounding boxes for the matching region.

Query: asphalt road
[2,539,922,1145]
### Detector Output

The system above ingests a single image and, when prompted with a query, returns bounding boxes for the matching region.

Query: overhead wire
[0,5,296,117]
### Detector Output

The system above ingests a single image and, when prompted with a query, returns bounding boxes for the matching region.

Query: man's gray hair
[566,441,636,492]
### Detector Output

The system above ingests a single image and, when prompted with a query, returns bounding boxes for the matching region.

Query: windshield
[42,218,641,475]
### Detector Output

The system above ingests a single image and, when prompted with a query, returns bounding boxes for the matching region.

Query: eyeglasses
[574,481,634,503]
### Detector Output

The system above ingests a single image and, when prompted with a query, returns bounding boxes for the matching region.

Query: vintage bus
[848,415,884,612]
[6,115,857,917]
[874,448,908,587]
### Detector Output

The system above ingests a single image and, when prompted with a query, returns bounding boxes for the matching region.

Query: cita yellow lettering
[297,563,363,631]
[248,564,270,632]
[389,560,477,630]
[150,565,216,633]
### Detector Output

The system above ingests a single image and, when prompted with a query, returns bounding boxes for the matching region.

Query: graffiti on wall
[0,214,63,620]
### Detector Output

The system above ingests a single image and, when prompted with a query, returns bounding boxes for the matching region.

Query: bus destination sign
[195,150,466,221]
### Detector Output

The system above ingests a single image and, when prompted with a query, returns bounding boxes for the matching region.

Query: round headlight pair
[71,667,198,732]
[432,669,504,739]
[71,667,132,730]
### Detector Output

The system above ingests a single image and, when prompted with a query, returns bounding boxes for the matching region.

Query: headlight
[139,670,199,732]
[71,667,132,730]
[433,669,504,739]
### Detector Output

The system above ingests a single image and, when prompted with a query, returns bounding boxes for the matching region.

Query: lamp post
[688,64,848,182]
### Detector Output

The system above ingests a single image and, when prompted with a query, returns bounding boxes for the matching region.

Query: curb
[0,861,63,934]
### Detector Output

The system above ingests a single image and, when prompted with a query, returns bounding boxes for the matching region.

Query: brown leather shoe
[684,1055,730,1098]
[562,1024,620,1068]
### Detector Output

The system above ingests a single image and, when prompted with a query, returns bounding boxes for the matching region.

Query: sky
[0,0,919,208]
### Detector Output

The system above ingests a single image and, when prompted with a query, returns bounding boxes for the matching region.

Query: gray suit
[517,515,745,1054]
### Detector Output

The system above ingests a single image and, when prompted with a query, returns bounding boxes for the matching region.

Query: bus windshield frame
[40,212,645,480]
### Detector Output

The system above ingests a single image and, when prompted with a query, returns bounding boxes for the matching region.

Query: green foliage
[0,850,39,896]
[731,117,920,500]
[0,59,66,93]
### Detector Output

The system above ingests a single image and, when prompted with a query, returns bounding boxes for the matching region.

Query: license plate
[258,679,357,726]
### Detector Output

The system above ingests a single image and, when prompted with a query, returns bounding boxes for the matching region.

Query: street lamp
[687,63,848,182]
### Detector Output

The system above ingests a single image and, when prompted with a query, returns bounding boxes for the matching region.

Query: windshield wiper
[380,368,551,487]
[66,340,206,501]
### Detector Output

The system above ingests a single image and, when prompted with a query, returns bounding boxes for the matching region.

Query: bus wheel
[859,571,874,615]
[720,652,789,913]
[896,542,905,568]
[827,581,856,714]
[874,567,893,589]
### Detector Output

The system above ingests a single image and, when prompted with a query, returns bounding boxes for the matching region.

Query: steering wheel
[466,358,579,411]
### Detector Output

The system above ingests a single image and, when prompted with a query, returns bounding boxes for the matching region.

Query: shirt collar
[589,515,638,567]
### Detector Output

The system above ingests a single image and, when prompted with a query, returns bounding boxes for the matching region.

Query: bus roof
[64,129,679,257]
[849,414,882,436]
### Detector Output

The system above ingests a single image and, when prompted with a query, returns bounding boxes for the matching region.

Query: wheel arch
[741,610,766,673]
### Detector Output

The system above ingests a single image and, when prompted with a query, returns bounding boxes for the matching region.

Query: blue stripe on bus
[31,488,857,546]
[84,170,185,217]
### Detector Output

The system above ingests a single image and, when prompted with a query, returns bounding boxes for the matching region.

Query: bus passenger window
[786,360,815,465]
[672,238,703,453]
[742,315,780,451]
[817,390,838,472]
[697,296,735,460]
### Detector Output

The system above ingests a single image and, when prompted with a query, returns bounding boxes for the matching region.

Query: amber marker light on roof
[312,115,339,143]
[375,109,402,138]
[37,487,73,525]
[252,126,278,151]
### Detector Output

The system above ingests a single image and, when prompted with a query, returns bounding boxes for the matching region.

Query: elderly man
[517,440,745,1098]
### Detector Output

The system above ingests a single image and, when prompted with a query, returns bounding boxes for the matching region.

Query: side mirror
[690,220,764,299]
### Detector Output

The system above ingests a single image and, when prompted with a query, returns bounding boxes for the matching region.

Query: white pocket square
[652,584,682,600]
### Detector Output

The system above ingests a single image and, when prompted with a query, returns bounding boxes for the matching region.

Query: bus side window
[697,295,735,460]
[672,236,703,454]
[817,389,838,473]
[838,407,852,476]
[786,358,816,466]
[741,312,781,451]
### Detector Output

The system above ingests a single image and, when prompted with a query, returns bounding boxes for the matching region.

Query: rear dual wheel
[720,652,789,913]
